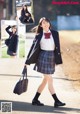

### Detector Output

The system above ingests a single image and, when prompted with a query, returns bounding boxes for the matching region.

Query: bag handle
[22,66,27,78]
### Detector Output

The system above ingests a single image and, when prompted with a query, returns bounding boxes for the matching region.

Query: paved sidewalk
[0,33,80,114]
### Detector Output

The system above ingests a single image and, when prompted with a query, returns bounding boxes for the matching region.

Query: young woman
[25,17,66,107]
[19,5,33,24]
[5,25,18,58]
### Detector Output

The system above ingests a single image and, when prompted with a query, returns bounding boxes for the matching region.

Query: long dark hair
[36,17,52,34]
[23,5,29,13]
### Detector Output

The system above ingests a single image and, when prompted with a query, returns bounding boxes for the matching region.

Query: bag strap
[22,66,27,78]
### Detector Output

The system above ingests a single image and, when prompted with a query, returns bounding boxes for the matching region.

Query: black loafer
[32,99,44,106]
[54,101,66,108]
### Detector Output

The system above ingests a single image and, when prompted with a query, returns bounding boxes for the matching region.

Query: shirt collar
[43,29,51,33]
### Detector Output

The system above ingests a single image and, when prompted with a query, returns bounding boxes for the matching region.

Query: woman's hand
[25,13,29,16]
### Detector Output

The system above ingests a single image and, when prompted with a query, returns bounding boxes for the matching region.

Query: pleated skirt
[34,50,55,74]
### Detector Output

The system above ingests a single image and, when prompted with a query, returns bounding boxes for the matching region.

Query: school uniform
[19,9,33,23]
[25,29,62,74]
[26,28,66,107]
[5,26,18,56]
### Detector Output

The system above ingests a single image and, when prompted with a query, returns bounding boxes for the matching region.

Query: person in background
[25,17,66,107]
[19,5,33,24]
[5,25,18,58]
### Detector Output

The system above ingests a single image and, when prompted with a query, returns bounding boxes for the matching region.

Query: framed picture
[1,20,25,58]
[16,0,34,25]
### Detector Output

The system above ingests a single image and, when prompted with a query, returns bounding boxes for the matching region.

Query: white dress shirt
[40,30,55,51]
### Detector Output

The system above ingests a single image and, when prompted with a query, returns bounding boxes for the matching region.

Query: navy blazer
[25,29,62,65]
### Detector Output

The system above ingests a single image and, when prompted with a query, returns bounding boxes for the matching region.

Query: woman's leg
[37,75,48,93]
[46,75,55,94]
[47,74,66,107]
[32,74,65,107]
[32,75,48,106]
[11,56,16,58]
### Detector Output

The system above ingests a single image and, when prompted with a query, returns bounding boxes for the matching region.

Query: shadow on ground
[0,74,80,82]
[0,100,80,114]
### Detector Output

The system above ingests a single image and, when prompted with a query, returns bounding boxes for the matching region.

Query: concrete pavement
[0,33,80,114]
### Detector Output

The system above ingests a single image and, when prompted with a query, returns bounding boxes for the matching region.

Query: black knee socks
[33,92,59,102]
[52,93,60,102]
[33,92,41,101]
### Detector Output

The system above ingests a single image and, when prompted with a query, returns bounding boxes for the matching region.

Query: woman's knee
[47,75,53,83]
[43,75,53,83]
[42,76,48,84]
[43,75,49,80]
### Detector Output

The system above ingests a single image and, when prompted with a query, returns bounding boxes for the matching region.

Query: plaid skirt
[34,50,55,74]
[7,50,17,56]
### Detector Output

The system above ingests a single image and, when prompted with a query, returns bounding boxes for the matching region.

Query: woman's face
[23,6,26,10]
[41,19,50,31]
[12,27,17,34]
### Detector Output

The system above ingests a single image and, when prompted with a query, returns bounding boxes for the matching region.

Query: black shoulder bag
[5,38,10,46]
[13,66,28,95]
